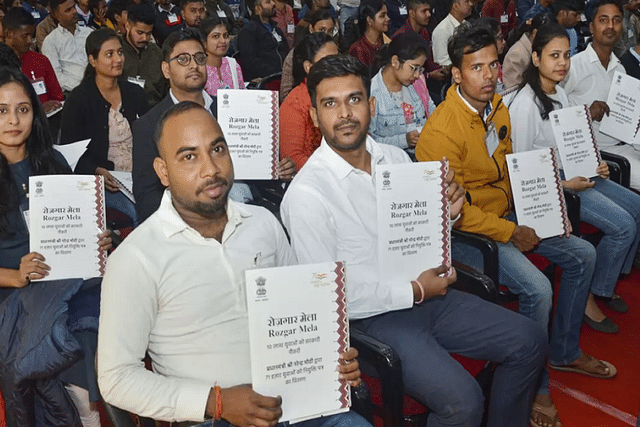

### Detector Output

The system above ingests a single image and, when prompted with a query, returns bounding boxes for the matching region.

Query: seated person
[273,0,295,51]
[432,0,472,66]
[521,0,554,22]
[509,22,640,334]
[281,54,548,427]
[348,0,390,68]
[181,0,205,28]
[76,0,92,27]
[237,0,289,81]
[369,32,434,158]
[200,16,245,98]
[475,17,507,91]
[87,0,108,29]
[60,29,149,226]
[154,0,184,45]
[105,0,132,35]
[416,23,616,427]
[0,67,111,427]
[122,2,167,107]
[3,8,64,114]
[21,0,48,26]
[503,13,550,89]
[280,32,338,171]
[552,0,584,56]
[41,0,94,92]
[97,101,370,427]
[481,0,517,44]
[297,0,338,22]
[620,29,640,78]
[36,1,58,51]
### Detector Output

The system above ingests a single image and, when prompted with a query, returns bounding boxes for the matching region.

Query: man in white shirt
[97,101,368,427]
[41,0,93,92]
[431,0,472,65]
[562,0,640,190]
[281,54,547,427]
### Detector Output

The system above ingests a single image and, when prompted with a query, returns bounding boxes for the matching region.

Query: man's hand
[413,264,456,302]
[338,347,361,387]
[18,251,50,286]
[95,167,120,192]
[563,176,595,192]
[207,385,282,427]
[428,67,450,81]
[596,161,609,179]
[510,225,541,252]
[443,158,464,219]
[276,157,296,181]
[42,100,62,114]
[98,229,112,252]
[589,101,610,122]
[406,130,419,148]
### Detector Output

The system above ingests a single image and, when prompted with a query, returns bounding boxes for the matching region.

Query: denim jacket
[369,70,427,151]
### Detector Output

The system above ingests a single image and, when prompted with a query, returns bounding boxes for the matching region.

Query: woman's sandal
[530,402,562,427]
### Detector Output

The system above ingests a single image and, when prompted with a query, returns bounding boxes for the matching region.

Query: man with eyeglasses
[132,28,215,223]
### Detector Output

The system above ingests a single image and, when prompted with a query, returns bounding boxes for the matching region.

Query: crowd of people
[1,0,639,426]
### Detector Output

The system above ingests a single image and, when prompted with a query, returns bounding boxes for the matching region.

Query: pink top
[204,57,246,97]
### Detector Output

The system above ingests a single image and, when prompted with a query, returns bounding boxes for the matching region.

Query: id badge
[500,13,508,23]
[272,29,282,42]
[31,11,40,19]
[399,5,408,14]
[21,207,30,232]
[127,76,146,88]
[217,9,227,17]
[484,121,499,157]
[31,78,47,96]
[287,22,295,33]
[167,13,179,23]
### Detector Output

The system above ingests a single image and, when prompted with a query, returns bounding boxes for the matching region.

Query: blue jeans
[452,215,595,395]
[573,176,640,296]
[105,190,139,227]
[188,411,370,427]
[354,289,547,427]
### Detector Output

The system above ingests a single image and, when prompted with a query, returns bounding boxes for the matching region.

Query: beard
[319,118,368,152]
[174,177,230,218]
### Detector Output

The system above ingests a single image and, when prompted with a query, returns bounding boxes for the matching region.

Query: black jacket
[620,50,640,81]
[132,94,217,222]
[237,16,289,81]
[60,77,150,175]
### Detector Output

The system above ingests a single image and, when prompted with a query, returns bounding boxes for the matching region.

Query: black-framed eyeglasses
[408,63,425,75]
[167,52,208,66]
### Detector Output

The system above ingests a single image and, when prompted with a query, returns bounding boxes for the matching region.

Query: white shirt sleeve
[281,185,415,320]
[97,244,212,422]
[432,21,452,66]
[509,88,539,153]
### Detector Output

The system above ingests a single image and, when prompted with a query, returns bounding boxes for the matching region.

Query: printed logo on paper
[310,272,329,287]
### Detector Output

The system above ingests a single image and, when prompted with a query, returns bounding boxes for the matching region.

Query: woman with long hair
[510,23,640,426]
[280,32,338,171]
[200,16,245,97]
[503,12,550,89]
[348,0,390,68]
[0,66,111,426]
[369,31,434,158]
[60,28,149,227]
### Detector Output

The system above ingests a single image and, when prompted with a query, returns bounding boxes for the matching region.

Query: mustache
[334,119,361,129]
[195,177,229,195]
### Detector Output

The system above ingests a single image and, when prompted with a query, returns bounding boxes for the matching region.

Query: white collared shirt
[281,136,414,320]
[41,24,93,91]
[97,191,295,422]
[169,88,214,112]
[561,43,626,147]
[432,13,463,66]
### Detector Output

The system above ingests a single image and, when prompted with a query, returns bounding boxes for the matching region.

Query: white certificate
[245,262,350,424]
[549,104,601,180]
[217,89,279,180]
[507,148,570,239]
[376,161,451,288]
[600,71,640,143]
[110,171,135,203]
[29,175,106,281]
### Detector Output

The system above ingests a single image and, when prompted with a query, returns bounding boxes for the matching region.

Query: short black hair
[127,1,155,26]
[407,0,430,11]
[49,0,70,12]
[180,0,204,8]
[0,43,21,69]
[246,0,259,13]
[162,27,204,61]
[2,7,35,32]
[154,101,207,151]
[592,0,622,17]
[293,32,335,86]
[307,54,370,108]
[552,0,583,15]
[448,22,496,69]
[107,0,133,25]
[88,0,105,14]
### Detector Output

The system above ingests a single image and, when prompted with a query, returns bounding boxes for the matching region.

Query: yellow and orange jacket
[416,84,516,243]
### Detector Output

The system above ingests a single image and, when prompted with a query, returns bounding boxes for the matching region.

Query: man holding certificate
[416,23,616,427]
[97,102,369,427]
[281,54,547,427]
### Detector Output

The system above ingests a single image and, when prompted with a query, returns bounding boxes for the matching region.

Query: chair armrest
[601,151,631,188]
[451,229,499,286]
[350,327,403,427]
[350,382,374,424]
[563,190,580,236]
[451,261,497,304]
